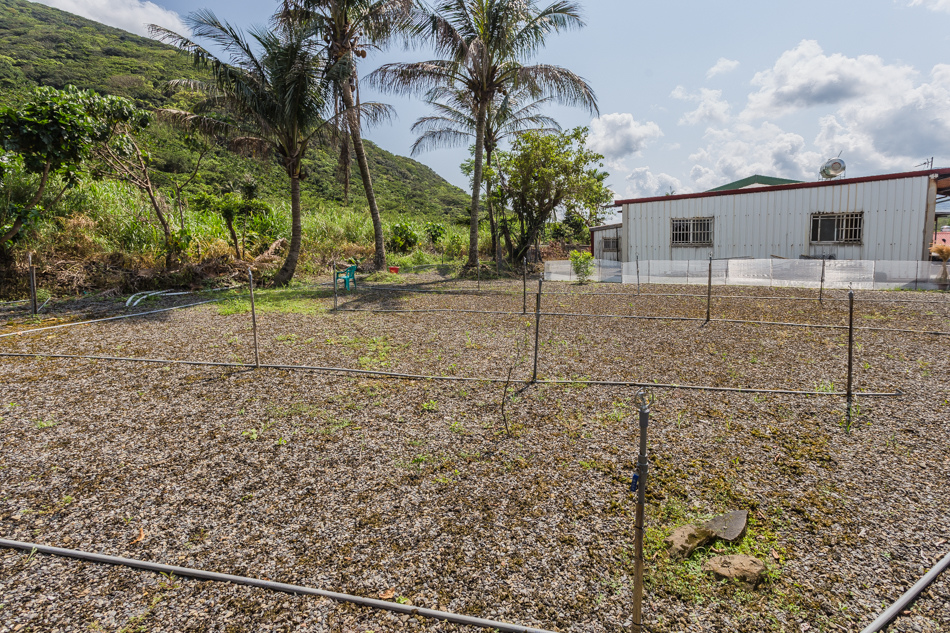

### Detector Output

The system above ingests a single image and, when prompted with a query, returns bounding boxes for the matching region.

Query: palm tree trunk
[468,99,488,268]
[341,79,385,270]
[273,172,302,286]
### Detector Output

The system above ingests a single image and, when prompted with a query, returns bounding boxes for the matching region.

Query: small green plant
[814,380,835,393]
[448,420,464,434]
[34,419,57,430]
[274,437,287,446]
[395,596,410,605]
[242,420,274,441]
[569,250,595,283]
[422,221,446,245]
[421,399,438,412]
[387,220,419,253]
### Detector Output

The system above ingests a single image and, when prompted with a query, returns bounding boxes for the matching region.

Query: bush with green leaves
[569,250,595,283]
[423,220,446,245]
[548,221,569,242]
[387,220,419,253]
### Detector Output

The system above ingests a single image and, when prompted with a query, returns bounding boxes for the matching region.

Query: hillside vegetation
[0,0,472,294]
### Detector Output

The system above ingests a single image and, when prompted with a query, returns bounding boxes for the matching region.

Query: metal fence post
[522,257,527,314]
[631,390,651,633]
[636,254,641,295]
[248,268,260,368]
[845,288,855,431]
[332,260,338,310]
[477,258,481,290]
[532,277,542,382]
[819,258,826,304]
[705,254,713,324]
[28,253,37,317]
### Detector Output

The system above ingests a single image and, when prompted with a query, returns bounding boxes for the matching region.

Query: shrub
[422,221,446,245]
[387,220,419,253]
[443,232,465,259]
[569,250,595,283]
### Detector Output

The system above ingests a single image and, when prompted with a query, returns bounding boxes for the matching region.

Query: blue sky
[34,0,950,202]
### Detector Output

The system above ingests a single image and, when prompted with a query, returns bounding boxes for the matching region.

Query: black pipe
[0,298,227,339]
[0,352,903,397]
[532,277,542,382]
[0,538,556,633]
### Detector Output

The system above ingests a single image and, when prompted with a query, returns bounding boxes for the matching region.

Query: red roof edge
[613,168,950,207]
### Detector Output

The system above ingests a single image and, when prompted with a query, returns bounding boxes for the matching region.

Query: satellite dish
[820,157,846,179]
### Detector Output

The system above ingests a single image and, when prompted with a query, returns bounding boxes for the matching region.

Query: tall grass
[13,179,496,278]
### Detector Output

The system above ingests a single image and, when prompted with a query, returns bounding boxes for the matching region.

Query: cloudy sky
[34,0,950,202]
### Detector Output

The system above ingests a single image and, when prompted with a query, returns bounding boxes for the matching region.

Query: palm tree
[371,0,598,267]
[150,11,330,286]
[410,86,560,267]
[277,0,412,271]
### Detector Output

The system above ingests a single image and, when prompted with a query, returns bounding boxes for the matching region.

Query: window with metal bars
[671,217,713,246]
[602,237,619,252]
[810,212,863,244]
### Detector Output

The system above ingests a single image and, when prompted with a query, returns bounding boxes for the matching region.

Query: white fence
[544,258,950,291]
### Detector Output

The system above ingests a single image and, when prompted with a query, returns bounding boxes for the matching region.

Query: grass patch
[217,287,329,316]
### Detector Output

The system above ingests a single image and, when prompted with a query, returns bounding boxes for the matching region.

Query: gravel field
[1,276,948,632]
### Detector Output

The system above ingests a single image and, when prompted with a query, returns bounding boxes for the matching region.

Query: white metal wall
[621,175,935,261]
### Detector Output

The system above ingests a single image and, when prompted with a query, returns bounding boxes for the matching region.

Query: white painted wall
[621,174,936,261]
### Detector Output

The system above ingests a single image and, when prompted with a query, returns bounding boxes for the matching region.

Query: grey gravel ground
[1,277,948,632]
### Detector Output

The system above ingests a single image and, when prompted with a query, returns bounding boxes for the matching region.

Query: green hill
[0,0,470,222]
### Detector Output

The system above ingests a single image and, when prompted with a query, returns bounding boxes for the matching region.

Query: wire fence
[545,258,950,291]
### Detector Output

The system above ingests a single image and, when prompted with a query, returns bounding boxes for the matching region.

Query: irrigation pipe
[860,550,950,633]
[0,538,555,633]
[0,352,902,397]
[354,283,950,306]
[334,306,950,337]
[0,298,225,339]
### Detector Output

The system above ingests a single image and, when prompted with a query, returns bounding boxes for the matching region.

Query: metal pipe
[248,268,260,368]
[636,254,640,295]
[0,538,555,633]
[0,298,226,339]
[631,391,651,633]
[354,283,950,306]
[287,305,950,337]
[523,257,527,314]
[28,253,37,317]
[0,352,902,396]
[819,259,826,304]
[333,260,338,310]
[859,550,950,633]
[846,289,855,430]
[705,254,713,324]
[532,278,542,382]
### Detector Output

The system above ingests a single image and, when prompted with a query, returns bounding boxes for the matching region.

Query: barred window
[810,212,863,244]
[602,237,619,252]
[671,217,713,246]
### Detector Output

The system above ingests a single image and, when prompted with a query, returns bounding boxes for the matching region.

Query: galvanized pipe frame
[0,538,557,633]
[333,306,950,337]
[354,282,950,306]
[0,352,902,397]
[859,549,950,633]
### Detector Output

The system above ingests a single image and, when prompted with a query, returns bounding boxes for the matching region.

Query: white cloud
[671,86,731,126]
[706,57,739,79]
[34,0,187,37]
[622,168,685,199]
[686,121,825,189]
[743,40,916,120]
[908,0,950,12]
[814,63,950,169]
[587,113,663,162]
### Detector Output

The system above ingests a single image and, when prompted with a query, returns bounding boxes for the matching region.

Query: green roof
[706,175,802,192]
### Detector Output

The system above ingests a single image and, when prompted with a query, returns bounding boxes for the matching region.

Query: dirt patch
[1,278,948,632]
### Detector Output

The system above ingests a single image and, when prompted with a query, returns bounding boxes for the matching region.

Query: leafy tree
[495,127,611,262]
[422,220,446,244]
[413,85,559,267]
[371,0,597,268]
[387,220,419,252]
[0,85,140,249]
[151,11,331,285]
[277,0,412,271]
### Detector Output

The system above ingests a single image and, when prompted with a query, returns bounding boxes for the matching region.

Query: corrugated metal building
[606,168,950,262]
